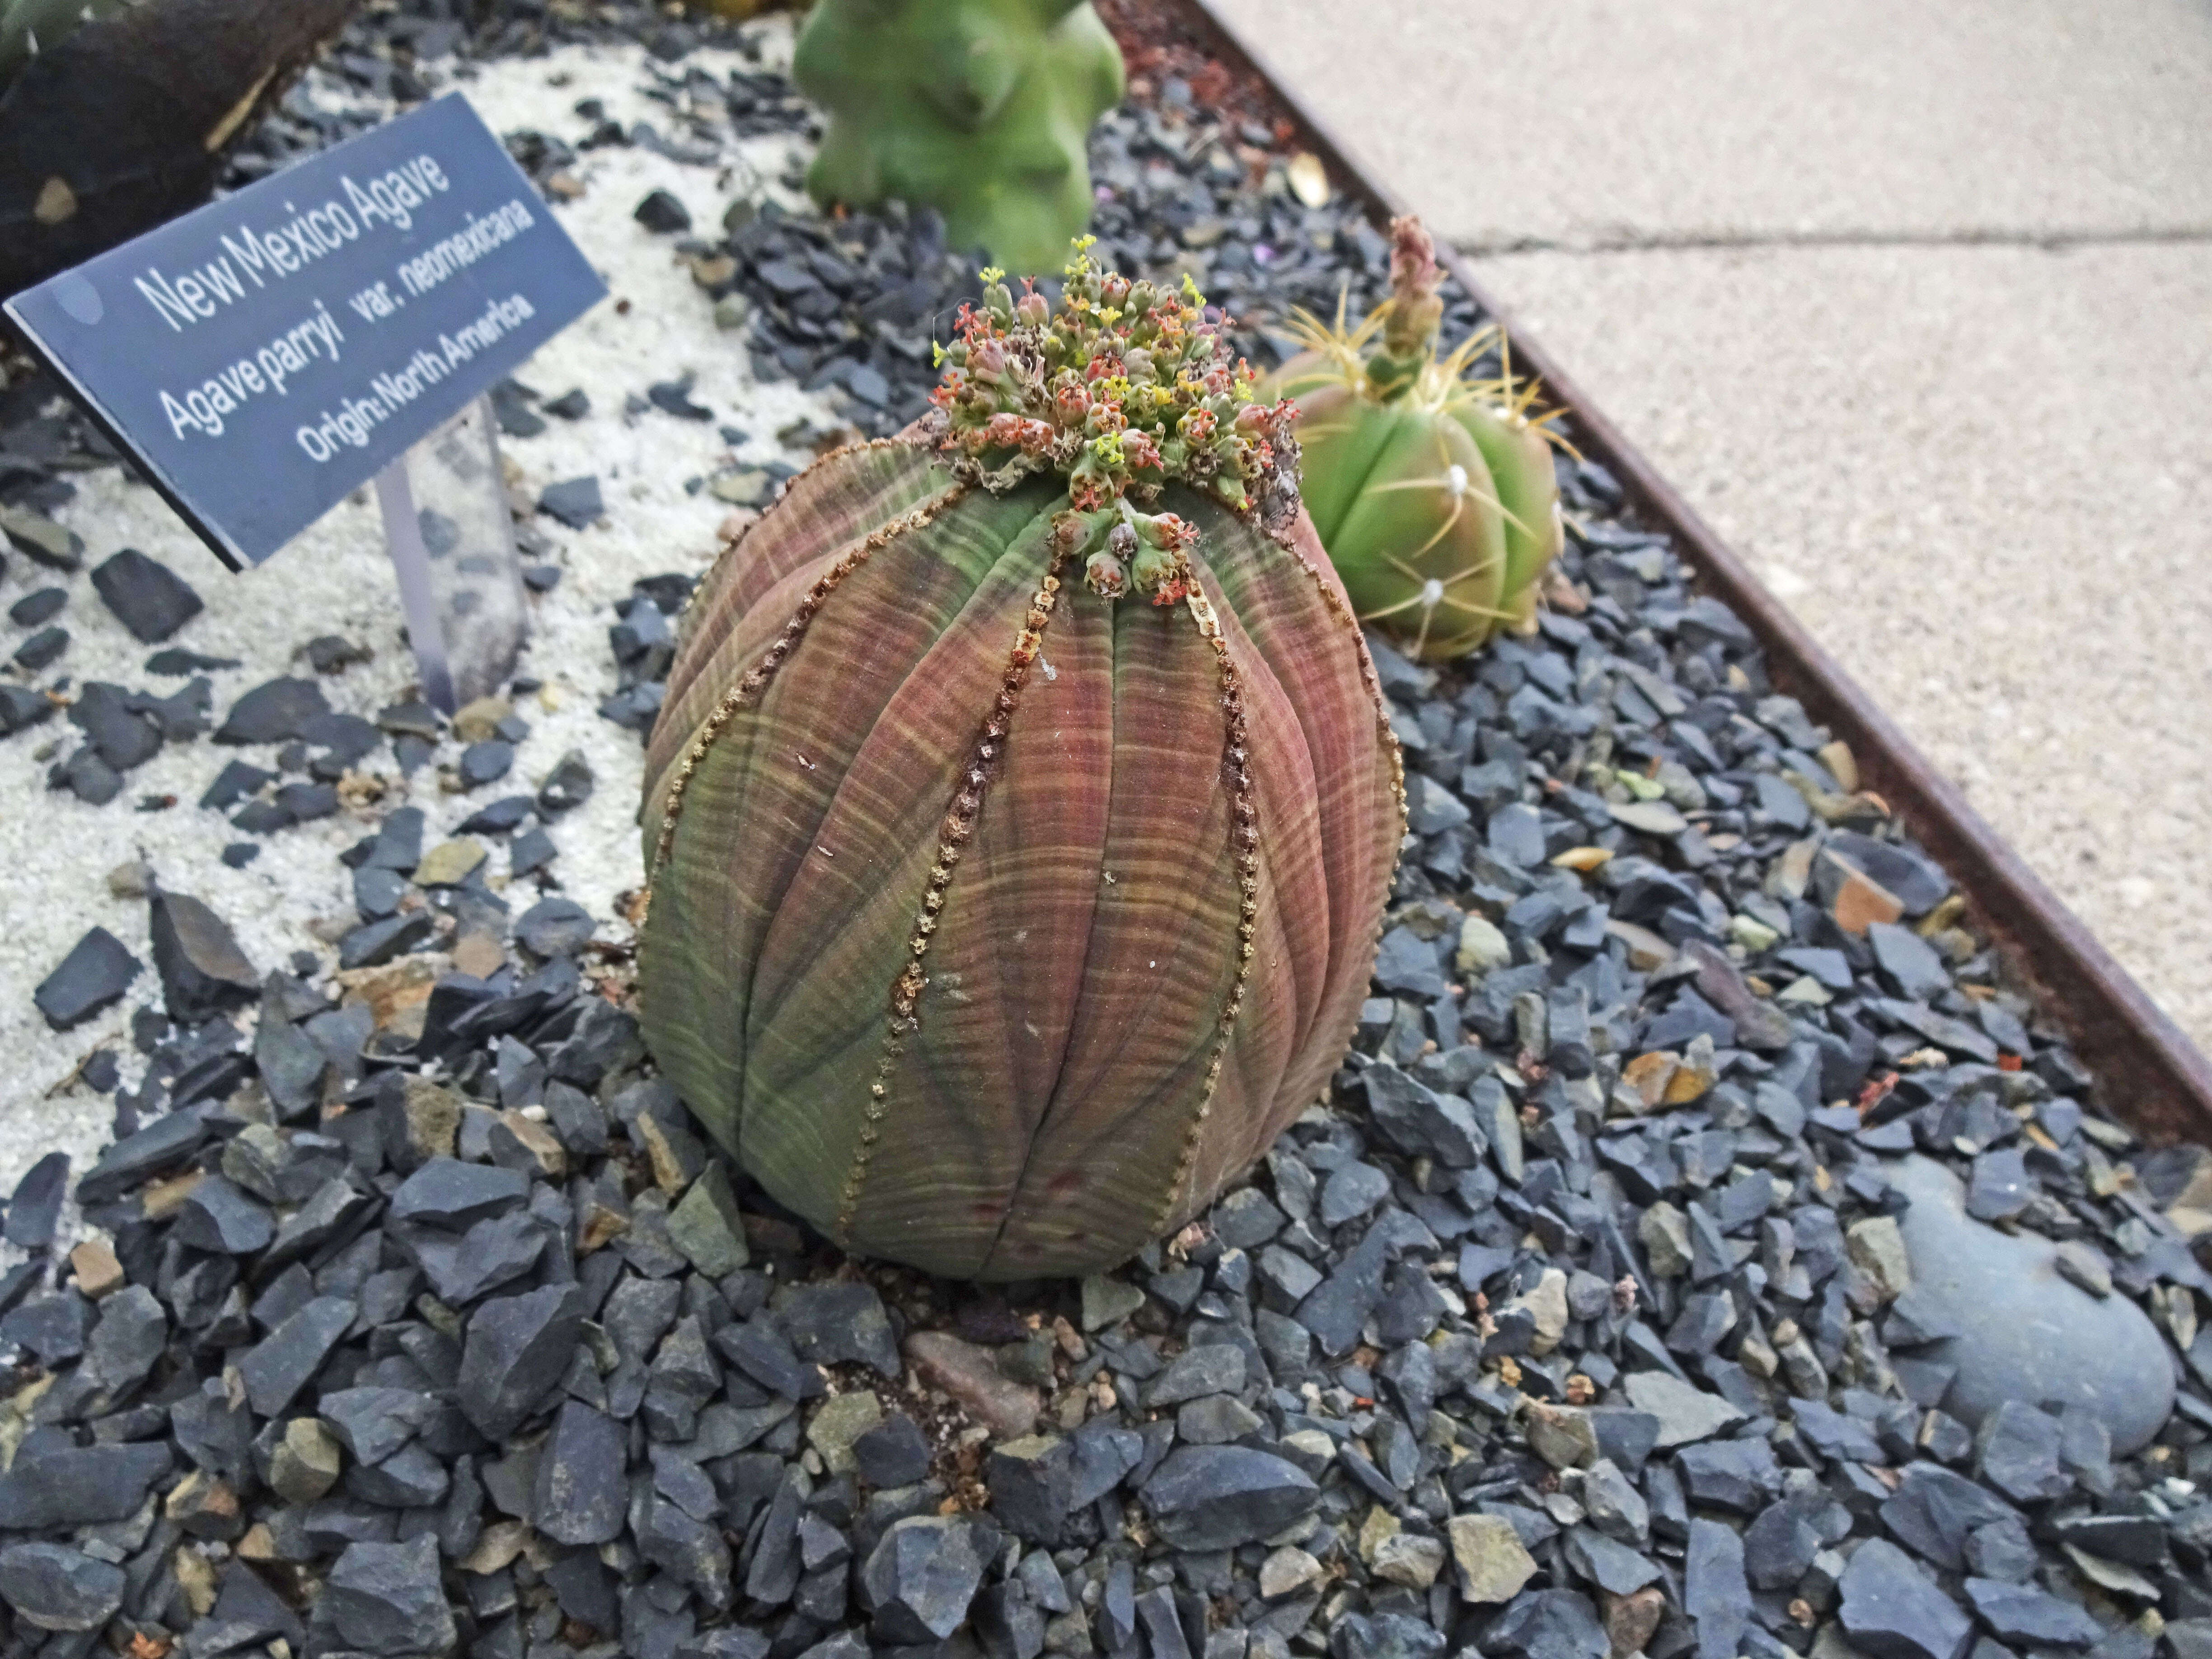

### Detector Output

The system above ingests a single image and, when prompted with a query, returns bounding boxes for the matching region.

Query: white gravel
[0,27,846,1239]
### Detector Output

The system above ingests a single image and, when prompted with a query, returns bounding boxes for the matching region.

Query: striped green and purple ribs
[638,248,1404,1279]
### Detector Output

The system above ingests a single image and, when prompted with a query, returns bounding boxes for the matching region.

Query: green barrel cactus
[791,0,1124,275]
[640,245,1404,1280]
[1265,216,1570,662]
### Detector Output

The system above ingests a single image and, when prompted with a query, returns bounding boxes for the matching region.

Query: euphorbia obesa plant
[640,243,1403,1280]
[1265,217,1570,662]
[791,0,1123,275]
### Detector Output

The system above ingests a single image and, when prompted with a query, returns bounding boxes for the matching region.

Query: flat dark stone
[517,896,595,958]
[339,912,436,970]
[77,1107,209,1203]
[634,188,692,233]
[238,1295,356,1416]
[33,927,141,1030]
[0,1440,171,1528]
[0,1542,124,1633]
[146,648,241,674]
[0,682,56,735]
[215,677,331,745]
[1139,1446,1317,1550]
[1840,1536,1975,1659]
[458,1283,588,1439]
[391,1158,531,1229]
[539,475,604,528]
[9,587,64,627]
[90,547,202,642]
[69,681,160,770]
[775,1280,902,1377]
[12,624,66,670]
[319,1534,457,1656]
[172,1175,276,1255]
[149,890,258,1022]
[459,739,514,787]
[534,1401,628,1544]
[3,1152,67,1248]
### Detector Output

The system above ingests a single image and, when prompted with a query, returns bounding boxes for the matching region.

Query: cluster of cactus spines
[791,0,1124,275]
[1266,216,1572,663]
[638,245,1403,1280]
[928,239,1305,602]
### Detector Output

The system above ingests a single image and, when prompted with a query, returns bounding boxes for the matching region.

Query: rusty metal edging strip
[1168,0,2212,1143]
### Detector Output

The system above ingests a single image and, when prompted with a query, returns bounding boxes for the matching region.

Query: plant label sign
[2,93,607,571]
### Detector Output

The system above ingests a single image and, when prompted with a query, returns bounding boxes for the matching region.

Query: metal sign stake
[371,394,526,715]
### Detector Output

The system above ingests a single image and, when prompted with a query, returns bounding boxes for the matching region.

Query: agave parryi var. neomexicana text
[639,242,1402,1279]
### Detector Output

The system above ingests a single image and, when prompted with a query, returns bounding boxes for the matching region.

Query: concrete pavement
[1210,0,2212,1051]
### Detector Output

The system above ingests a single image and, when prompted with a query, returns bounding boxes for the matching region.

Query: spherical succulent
[639,245,1403,1279]
[1265,216,1570,662]
[791,0,1124,276]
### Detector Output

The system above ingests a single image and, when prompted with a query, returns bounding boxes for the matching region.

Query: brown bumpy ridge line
[834,549,1076,1247]
[665,437,931,701]
[640,480,972,933]
[1148,582,1262,1236]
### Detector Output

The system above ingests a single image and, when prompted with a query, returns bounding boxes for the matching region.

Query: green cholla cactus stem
[638,243,1404,1280]
[792,0,1124,275]
[1264,216,1573,662]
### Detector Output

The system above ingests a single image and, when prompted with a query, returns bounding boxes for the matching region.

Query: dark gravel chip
[855,1411,932,1489]
[539,474,604,528]
[90,547,203,642]
[215,676,330,744]
[238,1295,354,1416]
[1963,1577,2104,1647]
[77,1107,210,1203]
[338,911,436,970]
[33,927,141,1030]
[458,1282,588,1439]
[535,1400,628,1544]
[459,795,534,834]
[635,188,693,233]
[0,1542,126,1632]
[68,680,161,769]
[1840,1537,1976,1659]
[9,586,64,626]
[0,1440,171,1528]
[200,757,274,810]
[0,507,84,570]
[459,738,515,787]
[517,895,595,957]
[390,1157,531,1228]
[1140,1445,1318,1550]
[172,1175,276,1255]
[776,1280,902,1377]
[862,1515,984,1643]
[12,623,66,670]
[319,1534,458,1656]
[146,647,242,674]
[149,890,258,1021]
[51,745,121,803]
[536,748,595,814]
[3,1152,68,1249]
[0,681,57,734]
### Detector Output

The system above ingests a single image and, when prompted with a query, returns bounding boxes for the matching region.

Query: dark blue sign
[4,94,606,570]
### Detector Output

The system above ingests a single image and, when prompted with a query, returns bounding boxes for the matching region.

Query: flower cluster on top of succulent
[927,241,1303,605]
